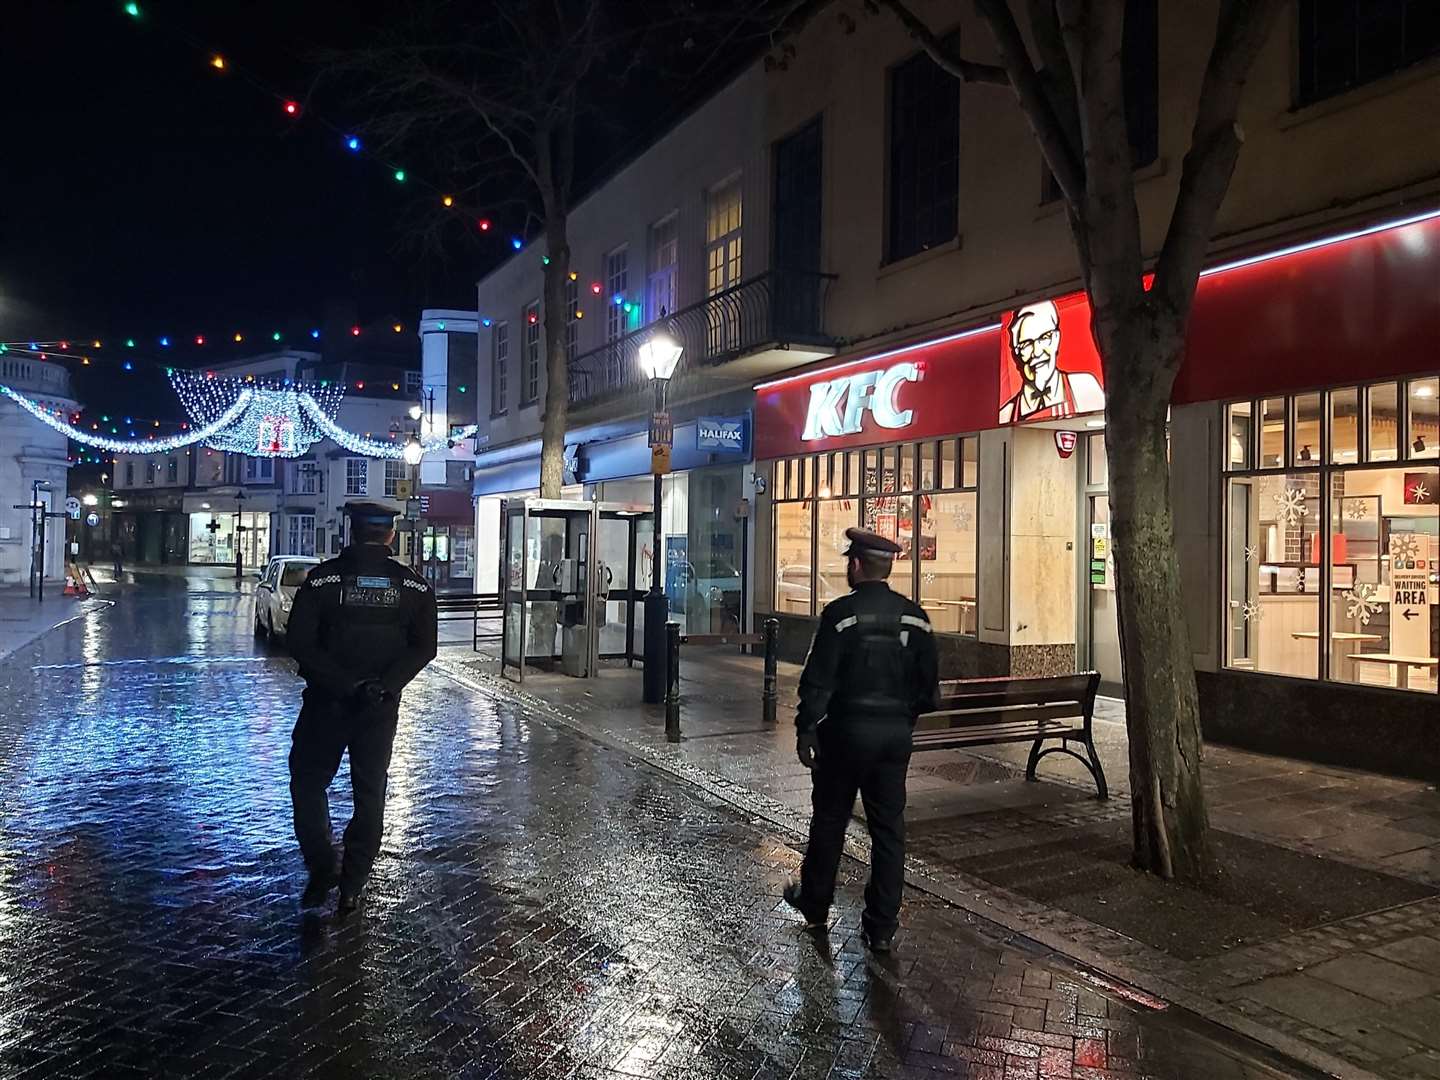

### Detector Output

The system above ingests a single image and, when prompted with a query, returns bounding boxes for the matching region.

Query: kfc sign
[801,362,922,441]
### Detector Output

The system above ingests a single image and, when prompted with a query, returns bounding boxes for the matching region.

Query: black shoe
[862,927,894,954]
[783,883,827,929]
[336,891,361,918]
[300,872,338,909]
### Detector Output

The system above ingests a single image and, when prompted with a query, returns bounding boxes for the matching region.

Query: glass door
[1087,494,1123,694]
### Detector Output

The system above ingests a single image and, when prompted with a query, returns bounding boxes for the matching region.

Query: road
[0,572,1314,1079]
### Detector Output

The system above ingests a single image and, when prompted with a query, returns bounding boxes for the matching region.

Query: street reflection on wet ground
[0,573,1305,1078]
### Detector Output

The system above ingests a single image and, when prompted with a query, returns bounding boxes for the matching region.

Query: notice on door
[1090,523,1109,561]
[1390,554,1431,659]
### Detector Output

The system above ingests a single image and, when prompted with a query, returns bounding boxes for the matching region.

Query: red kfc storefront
[753,207,1439,776]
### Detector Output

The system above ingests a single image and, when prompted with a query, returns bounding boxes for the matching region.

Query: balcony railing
[568,268,835,407]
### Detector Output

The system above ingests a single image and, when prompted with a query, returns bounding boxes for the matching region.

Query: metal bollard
[664,622,682,742]
[761,617,778,725]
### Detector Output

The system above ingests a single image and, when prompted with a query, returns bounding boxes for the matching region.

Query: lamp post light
[637,325,683,704]
[233,488,247,581]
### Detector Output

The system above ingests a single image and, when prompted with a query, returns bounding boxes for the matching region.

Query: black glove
[796,728,820,769]
[356,679,388,706]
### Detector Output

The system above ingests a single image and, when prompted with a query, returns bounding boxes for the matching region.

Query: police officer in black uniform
[783,527,939,952]
[286,501,438,914]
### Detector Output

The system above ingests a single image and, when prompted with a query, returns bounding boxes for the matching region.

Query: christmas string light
[299,396,475,460]
[0,383,253,454]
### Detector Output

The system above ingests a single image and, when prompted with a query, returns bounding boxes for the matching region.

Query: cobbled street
[0,575,1313,1080]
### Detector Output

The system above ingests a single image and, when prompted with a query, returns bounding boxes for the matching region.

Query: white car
[254,556,321,641]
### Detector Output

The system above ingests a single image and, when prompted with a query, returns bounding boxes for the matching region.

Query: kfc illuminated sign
[801,362,922,441]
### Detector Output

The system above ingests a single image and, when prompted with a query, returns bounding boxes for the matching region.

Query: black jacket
[796,580,940,731]
[286,544,438,702]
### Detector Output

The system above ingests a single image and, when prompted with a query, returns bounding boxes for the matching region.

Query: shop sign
[85,512,100,528]
[651,444,671,475]
[1054,431,1078,459]
[64,496,82,519]
[999,296,1106,424]
[649,411,673,449]
[1390,551,1431,659]
[696,415,746,452]
[1091,523,1109,561]
[801,362,922,441]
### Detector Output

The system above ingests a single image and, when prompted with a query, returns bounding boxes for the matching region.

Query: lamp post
[403,405,425,570]
[233,489,247,581]
[637,325,683,704]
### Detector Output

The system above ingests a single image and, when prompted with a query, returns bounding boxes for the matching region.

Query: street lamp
[401,433,424,466]
[233,489,247,581]
[638,324,683,704]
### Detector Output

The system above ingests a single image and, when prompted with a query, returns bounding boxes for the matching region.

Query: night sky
[2,2,771,424]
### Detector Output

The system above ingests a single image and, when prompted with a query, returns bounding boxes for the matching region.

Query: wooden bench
[913,671,1107,798]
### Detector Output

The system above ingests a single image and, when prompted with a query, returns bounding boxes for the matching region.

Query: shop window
[846,452,860,497]
[919,491,978,634]
[797,456,811,499]
[773,500,813,615]
[1329,467,1438,693]
[961,437,979,488]
[1368,382,1400,461]
[862,491,912,599]
[167,457,178,483]
[816,498,857,607]
[1330,387,1359,463]
[1226,401,1253,470]
[940,440,957,489]
[1086,432,1109,486]
[647,213,678,322]
[1225,472,1321,679]
[1260,397,1287,467]
[1293,393,1322,465]
[899,444,917,492]
[1224,384,1438,694]
[919,443,937,491]
[1408,377,1438,459]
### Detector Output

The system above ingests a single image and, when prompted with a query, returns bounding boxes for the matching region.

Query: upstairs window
[887,46,959,261]
[606,247,629,342]
[522,301,541,404]
[647,213,679,320]
[1299,0,1440,104]
[492,322,509,415]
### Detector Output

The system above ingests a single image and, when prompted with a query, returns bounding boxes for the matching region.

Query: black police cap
[344,500,400,527]
[843,527,902,556]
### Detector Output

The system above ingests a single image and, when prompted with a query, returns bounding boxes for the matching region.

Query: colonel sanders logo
[999,300,1106,424]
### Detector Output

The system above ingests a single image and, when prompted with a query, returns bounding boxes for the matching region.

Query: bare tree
[330,0,807,499]
[872,0,1283,881]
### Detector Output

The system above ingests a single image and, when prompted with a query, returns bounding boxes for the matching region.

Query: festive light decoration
[124,2,140,16]
[350,326,361,337]
[272,331,283,341]
[126,339,136,347]
[0,382,252,454]
[511,237,522,250]
[392,323,403,333]
[172,373,346,457]
[393,169,406,183]
[298,396,475,460]
[310,329,321,339]
[233,332,243,342]
[591,282,602,294]
[442,195,454,207]
[160,337,171,346]
[283,100,300,117]
[210,55,226,71]
[478,218,491,231]
[345,135,361,152]
[195,335,206,346]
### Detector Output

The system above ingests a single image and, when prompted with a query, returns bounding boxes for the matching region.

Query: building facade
[470,63,833,632]
[468,0,1439,773]
[742,0,1439,775]
[0,354,75,584]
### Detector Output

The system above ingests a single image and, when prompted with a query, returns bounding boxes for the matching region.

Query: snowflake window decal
[1411,480,1432,503]
[1273,487,1309,527]
[1244,544,1257,563]
[1345,500,1369,521]
[1389,534,1421,563]
[1241,600,1263,623]
[1343,583,1383,625]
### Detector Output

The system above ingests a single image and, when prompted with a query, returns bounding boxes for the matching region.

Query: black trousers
[800,718,912,937]
[288,696,398,893]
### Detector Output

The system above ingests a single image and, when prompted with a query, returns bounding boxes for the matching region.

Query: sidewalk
[0,585,110,662]
[437,647,1440,1080]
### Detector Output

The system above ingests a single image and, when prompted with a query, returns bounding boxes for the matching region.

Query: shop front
[183,492,274,569]
[753,207,1439,775]
[472,394,755,634]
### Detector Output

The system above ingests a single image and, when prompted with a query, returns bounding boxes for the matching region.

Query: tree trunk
[538,219,571,499]
[1098,316,1214,883]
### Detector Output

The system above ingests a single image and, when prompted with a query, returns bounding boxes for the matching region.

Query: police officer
[286,501,438,914]
[783,527,939,952]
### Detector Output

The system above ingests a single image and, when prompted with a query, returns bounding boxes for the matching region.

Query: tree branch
[973,0,1086,205]
[1152,0,1284,321]
[872,0,1009,84]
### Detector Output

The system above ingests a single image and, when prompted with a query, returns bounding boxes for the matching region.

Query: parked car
[254,556,321,641]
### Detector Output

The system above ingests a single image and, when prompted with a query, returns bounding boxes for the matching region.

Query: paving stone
[1237,974,1386,1029]
[1307,952,1440,1003]
[1372,935,1440,974]
[0,576,1313,1079]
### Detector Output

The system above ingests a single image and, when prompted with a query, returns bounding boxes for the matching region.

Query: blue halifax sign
[695,415,746,453]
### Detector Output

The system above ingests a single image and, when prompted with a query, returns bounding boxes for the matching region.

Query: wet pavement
[0,572,1315,1079]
